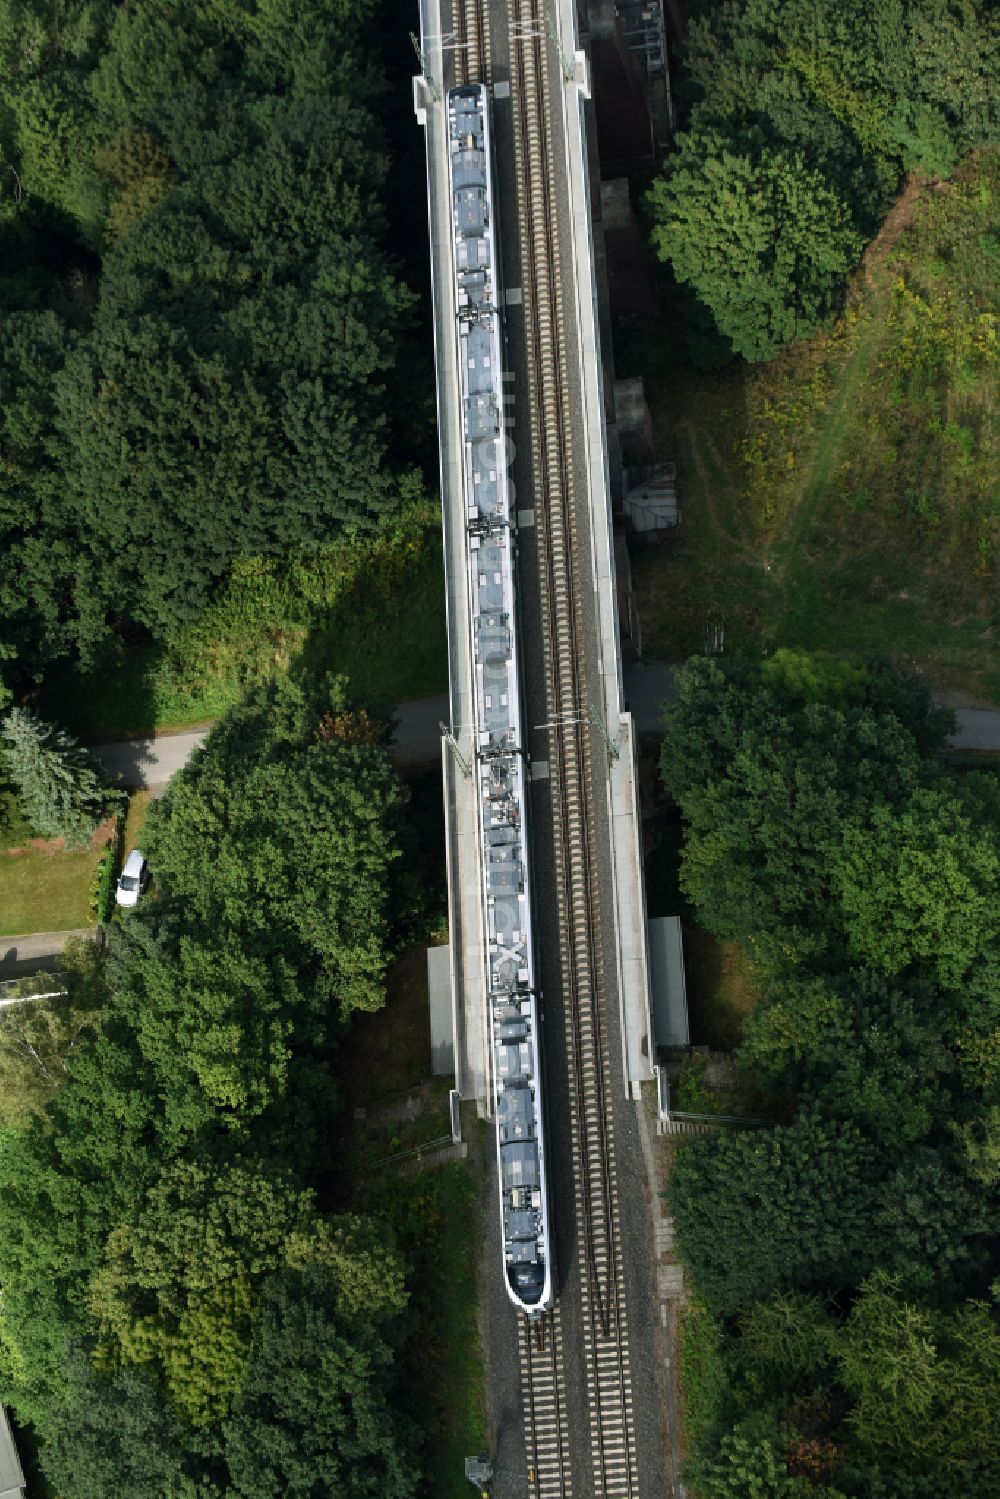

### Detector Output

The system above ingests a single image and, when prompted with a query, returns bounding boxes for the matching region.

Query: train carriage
[446,83,553,1316]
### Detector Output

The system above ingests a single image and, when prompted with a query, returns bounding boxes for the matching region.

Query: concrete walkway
[390,698,449,767]
[948,708,1000,751]
[623,660,678,731]
[0,928,98,980]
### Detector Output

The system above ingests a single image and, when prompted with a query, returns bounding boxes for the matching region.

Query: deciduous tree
[142,673,406,1020]
[222,1268,416,1499]
[648,0,1000,358]
[838,1272,1000,1489]
[661,658,931,967]
[39,1350,197,1499]
[649,134,863,362]
[739,973,952,1148]
[89,1158,406,1427]
[0,938,104,1122]
[833,786,1000,986]
[687,1420,846,1498]
[669,1109,879,1313]
[0,0,423,669]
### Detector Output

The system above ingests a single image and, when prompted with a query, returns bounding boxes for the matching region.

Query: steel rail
[452,0,468,86]
[453,0,490,86]
[521,1310,573,1494]
[507,1,638,1493]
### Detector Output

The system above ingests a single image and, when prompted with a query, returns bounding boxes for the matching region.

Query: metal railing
[653,1066,768,1129]
[369,1133,456,1170]
[0,975,69,1007]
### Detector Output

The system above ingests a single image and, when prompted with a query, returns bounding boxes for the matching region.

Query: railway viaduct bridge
[415,5,673,1496]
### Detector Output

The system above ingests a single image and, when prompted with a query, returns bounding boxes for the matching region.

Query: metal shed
[647,915,690,1049]
[623,463,679,533]
[426,944,455,1076]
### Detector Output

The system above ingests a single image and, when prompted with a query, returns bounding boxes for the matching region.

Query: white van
[115,849,148,909]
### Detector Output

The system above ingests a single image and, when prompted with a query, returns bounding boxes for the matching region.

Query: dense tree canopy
[664,651,1000,1494]
[671,1109,880,1313]
[661,653,962,973]
[0,0,422,683]
[837,1273,1000,1489]
[649,134,863,361]
[687,1423,847,1499]
[0,676,418,1490]
[143,675,406,1020]
[39,1353,195,1499]
[220,1268,415,1499]
[0,940,104,1123]
[649,0,1000,360]
[739,973,952,1149]
[834,784,1000,984]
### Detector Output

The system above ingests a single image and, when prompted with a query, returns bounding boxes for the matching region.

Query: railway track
[446,0,638,1490]
[506,2,638,1495]
[452,0,490,85]
[521,1312,573,1494]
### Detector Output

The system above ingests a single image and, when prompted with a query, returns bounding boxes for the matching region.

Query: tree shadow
[35,636,177,744]
[293,530,449,721]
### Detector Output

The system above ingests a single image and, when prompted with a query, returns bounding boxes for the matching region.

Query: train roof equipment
[446,82,553,1317]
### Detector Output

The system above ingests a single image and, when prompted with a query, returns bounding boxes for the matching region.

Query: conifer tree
[0,706,112,845]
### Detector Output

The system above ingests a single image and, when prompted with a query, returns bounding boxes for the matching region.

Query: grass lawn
[625,149,1000,703]
[680,924,760,1052]
[405,1156,489,1498]
[353,1157,487,1499]
[339,944,442,1112]
[299,536,448,708]
[0,770,105,937]
[0,841,103,938]
[37,645,235,741]
[122,789,153,857]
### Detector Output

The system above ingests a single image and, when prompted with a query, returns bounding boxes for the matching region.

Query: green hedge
[90,813,124,924]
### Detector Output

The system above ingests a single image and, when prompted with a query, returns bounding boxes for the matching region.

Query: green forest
[0,2,471,1493]
[634,0,1000,698]
[0,0,437,721]
[662,652,1000,1496]
[2,0,999,1493]
[0,674,456,1495]
[648,0,1000,363]
[645,49,1000,1488]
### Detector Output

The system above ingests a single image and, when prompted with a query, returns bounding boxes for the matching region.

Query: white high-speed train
[446,83,553,1316]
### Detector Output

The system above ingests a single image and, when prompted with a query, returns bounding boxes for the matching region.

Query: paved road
[0,928,97,980]
[88,729,211,791]
[88,700,453,789]
[86,667,1000,790]
[385,666,1000,752]
[623,660,677,730]
[946,708,1000,751]
[620,662,1000,751]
